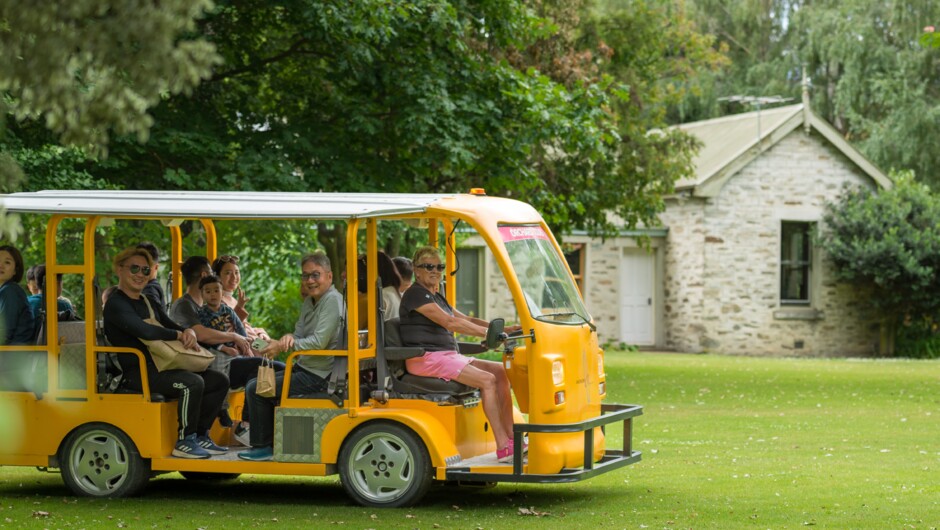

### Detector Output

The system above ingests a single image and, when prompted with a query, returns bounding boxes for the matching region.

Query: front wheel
[338,422,432,507]
[59,423,150,498]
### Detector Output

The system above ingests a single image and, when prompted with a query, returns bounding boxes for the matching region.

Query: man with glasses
[103,247,229,459]
[238,251,343,462]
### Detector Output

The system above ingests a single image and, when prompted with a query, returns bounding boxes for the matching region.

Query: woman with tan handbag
[103,247,230,460]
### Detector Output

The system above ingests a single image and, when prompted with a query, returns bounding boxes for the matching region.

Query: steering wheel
[484,318,506,350]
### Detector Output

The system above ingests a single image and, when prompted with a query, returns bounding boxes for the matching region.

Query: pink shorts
[405,350,471,381]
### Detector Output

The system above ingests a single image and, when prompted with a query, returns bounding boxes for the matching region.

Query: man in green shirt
[238,252,343,461]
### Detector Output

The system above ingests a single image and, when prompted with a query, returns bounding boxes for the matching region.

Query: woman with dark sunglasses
[399,246,523,463]
[211,255,271,342]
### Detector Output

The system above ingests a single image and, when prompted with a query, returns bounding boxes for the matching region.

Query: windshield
[499,225,592,325]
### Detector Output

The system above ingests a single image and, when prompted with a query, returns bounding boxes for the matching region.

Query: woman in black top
[104,247,229,460]
[0,245,35,345]
[399,246,521,463]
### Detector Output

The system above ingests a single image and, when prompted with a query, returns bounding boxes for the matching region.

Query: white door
[620,249,655,345]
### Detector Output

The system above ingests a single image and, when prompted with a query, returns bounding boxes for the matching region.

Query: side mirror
[484,318,506,350]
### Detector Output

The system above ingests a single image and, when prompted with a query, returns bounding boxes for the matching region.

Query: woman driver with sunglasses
[399,246,523,463]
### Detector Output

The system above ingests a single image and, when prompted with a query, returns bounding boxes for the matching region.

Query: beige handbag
[255,356,277,398]
[139,296,215,372]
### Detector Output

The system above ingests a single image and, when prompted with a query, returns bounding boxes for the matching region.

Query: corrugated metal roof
[674,104,803,189]
[671,103,890,195]
[0,190,459,218]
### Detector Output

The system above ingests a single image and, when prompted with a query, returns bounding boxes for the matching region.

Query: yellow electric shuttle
[0,190,642,507]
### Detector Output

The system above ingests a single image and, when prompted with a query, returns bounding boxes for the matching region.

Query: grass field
[0,352,937,529]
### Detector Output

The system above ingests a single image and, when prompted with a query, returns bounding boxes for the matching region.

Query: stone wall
[658,198,707,352]
[660,128,880,356]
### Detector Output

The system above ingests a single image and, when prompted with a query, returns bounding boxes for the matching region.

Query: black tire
[59,423,150,498]
[338,422,432,508]
[180,472,241,481]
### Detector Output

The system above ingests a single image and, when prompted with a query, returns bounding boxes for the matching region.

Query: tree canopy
[3,0,724,238]
[682,0,940,186]
[1,0,725,335]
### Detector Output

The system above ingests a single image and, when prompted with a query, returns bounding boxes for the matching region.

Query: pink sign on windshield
[499,225,550,242]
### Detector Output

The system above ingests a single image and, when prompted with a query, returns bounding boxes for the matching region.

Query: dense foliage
[682,0,940,187]
[819,173,940,355]
[1,0,725,334]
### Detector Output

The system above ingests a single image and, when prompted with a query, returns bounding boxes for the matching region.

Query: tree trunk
[878,318,896,356]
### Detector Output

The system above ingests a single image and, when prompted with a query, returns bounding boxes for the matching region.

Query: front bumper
[444,403,643,483]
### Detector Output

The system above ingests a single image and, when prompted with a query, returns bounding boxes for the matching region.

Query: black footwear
[218,409,233,428]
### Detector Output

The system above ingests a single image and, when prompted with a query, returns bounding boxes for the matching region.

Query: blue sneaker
[197,435,228,455]
[173,434,211,459]
[237,446,273,462]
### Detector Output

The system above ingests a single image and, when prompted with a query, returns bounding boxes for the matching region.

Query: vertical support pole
[169,225,183,299]
[624,417,633,456]
[584,426,595,470]
[200,219,218,263]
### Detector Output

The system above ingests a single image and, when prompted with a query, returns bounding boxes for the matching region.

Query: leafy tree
[3,0,726,334]
[819,172,940,355]
[0,0,220,154]
[683,0,940,187]
[0,0,220,238]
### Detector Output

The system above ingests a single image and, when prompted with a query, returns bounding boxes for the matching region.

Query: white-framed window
[780,221,814,305]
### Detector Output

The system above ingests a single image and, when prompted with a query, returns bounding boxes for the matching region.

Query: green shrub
[895,318,940,359]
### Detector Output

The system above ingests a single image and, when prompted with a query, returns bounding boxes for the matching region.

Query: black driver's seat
[379,318,479,402]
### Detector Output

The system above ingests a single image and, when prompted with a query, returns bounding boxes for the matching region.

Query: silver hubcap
[348,432,415,503]
[68,430,130,495]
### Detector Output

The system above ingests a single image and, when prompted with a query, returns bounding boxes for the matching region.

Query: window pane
[781,222,812,304]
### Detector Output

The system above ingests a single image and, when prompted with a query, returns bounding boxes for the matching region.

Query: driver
[399,246,522,463]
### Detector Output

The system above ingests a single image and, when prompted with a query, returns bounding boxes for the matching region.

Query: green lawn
[0,352,937,529]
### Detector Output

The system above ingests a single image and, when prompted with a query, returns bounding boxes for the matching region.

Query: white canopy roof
[0,190,459,219]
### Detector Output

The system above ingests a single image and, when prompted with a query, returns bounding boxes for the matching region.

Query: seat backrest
[384,318,404,347]
[382,318,425,361]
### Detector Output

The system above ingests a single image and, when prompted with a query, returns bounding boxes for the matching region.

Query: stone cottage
[458,101,891,356]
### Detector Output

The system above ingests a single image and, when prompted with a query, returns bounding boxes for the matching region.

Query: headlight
[597,355,605,377]
[551,360,564,385]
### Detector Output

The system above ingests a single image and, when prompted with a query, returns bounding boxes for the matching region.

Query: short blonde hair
[412,246,441,265]
[113,247,154,274]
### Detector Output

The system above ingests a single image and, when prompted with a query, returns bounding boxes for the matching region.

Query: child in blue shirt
[197,275,246,355]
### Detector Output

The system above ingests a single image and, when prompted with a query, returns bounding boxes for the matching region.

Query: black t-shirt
[104,289,182,388]
[141,279,166,310]
[399,283,458,351]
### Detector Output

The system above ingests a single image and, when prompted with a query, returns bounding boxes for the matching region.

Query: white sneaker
[234,423,250,446]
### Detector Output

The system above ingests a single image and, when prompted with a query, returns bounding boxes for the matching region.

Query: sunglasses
[416,263,446,272]
[125,264,152,276]
[301,272,323,281]
[217,255,239,264]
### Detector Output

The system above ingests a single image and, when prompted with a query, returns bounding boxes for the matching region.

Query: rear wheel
[59,424,150,497]
[338,422,431,507]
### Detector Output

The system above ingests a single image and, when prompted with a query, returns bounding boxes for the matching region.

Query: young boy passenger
[198,275,246,356]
